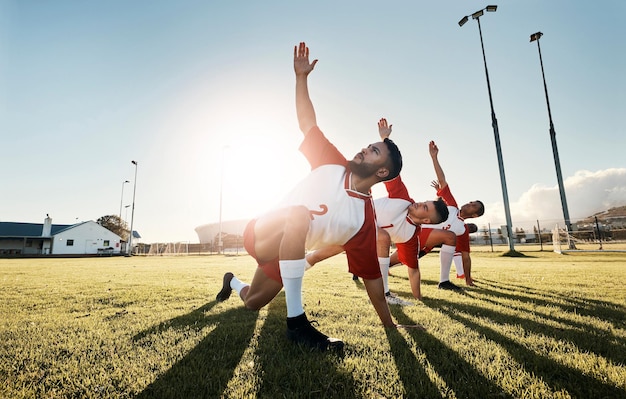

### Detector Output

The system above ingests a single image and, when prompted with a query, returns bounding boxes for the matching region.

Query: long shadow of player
[480,278,626,329]
[423,297,625,398]
[133,301,259,398]
[253,297,357,397]
[388,306,512,399]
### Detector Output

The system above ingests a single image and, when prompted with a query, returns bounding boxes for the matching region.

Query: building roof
[0,222,73,238]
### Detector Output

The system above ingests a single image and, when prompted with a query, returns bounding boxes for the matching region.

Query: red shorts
[243,219,282,284]
[418,228,434,256]
[456,230,470,253]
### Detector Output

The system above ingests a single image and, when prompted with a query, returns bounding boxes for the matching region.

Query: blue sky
[2,1,625,243]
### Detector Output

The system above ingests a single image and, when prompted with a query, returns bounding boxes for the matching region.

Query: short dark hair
[382,138,402,181]
[475,200,485,217]
[433,197,449,224]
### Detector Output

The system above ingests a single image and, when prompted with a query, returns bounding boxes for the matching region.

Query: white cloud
[478,168,626,228]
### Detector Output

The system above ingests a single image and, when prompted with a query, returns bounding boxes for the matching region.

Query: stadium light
[127,160,138,256]
[119,180,129,221]
[459,5,516,252]
[530,31,574,241]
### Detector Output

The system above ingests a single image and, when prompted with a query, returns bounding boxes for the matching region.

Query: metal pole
[128,161,138,256]
[119,180,129,220]
[534,36,574,237]
[476,17,515,251]
[537,219,543,251]
[594,216,603,250]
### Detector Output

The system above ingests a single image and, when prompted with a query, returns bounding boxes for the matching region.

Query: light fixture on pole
[459,5,516,252]
[530,31,574,241]
[119,180,130,220]
[127,160,138,256]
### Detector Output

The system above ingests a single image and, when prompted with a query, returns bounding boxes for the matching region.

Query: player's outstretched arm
[429,140,448,189]
[378,118,392,140]
[362,277,395,327]
[294,42,318,136]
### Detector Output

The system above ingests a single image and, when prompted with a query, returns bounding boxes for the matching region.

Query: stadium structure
[194,219,249,253]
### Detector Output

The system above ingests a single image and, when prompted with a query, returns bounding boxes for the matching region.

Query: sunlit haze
[1,1,624,243]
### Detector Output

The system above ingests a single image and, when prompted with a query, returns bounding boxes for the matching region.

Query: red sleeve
[436,185,458,208]
[384,175,414,202]
[299,126,347,170]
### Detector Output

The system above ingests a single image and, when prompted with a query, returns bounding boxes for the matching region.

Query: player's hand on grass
[393,324,426,330]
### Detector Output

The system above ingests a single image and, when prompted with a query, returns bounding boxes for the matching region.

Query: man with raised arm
[306,119,451,302]
[215,42,412,351]
[421,140,485,287]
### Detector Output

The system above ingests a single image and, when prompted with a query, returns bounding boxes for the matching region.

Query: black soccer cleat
[286,315,344,351]
[216,272,234,302]
[438,280,462,291]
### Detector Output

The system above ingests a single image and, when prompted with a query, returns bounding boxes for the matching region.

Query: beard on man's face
[348,159,380,178]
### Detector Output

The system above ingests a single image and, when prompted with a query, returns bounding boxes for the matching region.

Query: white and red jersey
[374,175,418,244]
[374,175,421,269]
[421,184,470,252]
[272,126,380,279]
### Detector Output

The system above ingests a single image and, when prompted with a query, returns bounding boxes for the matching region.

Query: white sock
[279,259,305,317]
[453,253,464,276]
[230,276,249,296]
[439,244,456,282]
[379,257,390,294]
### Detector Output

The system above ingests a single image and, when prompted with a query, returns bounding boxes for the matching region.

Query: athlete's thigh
[252,208,289,262]
[244,267,283,310]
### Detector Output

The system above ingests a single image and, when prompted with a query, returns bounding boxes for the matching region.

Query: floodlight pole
[128,160,138,256]
[530,32,573,238]
[119,180,129,220]
[460,5,515,251]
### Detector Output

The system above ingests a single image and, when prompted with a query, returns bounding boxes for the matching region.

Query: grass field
[1,250,625,398]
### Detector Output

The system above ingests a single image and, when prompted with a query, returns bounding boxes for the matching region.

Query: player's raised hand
[378,118,392,140]
[294,42,318,76]
[429,140,439,158]
[431,180,441,191]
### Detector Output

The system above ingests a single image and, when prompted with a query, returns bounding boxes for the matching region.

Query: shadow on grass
[389,306,512,399]
[133,301,259,398]
[254,299,357,397]
[133,296,357,398]
[384,327,446,398]
[424,297,625,398]
[479,278,626,329]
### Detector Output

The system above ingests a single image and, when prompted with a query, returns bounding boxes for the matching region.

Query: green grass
[1,251,625,398]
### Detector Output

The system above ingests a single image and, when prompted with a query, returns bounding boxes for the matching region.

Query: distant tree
[97,215,129,239]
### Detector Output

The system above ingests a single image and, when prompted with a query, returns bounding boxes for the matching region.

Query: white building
[0,216,124,256]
